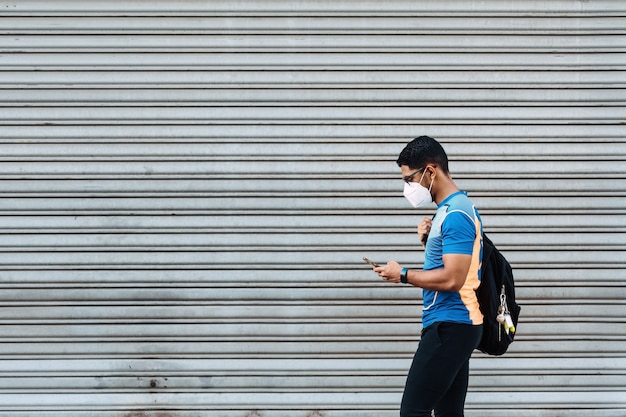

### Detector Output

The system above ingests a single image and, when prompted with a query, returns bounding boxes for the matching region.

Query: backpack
[475,233,521,355]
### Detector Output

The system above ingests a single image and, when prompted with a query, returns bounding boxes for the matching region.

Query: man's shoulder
[443,192,476,216]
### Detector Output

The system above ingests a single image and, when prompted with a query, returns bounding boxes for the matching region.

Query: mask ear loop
[426,168,435,192]
[417,169,428,187]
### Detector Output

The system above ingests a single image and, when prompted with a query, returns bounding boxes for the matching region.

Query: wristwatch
[400,268,409,284]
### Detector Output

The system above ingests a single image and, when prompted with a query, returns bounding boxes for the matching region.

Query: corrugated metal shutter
[0,1,624,416]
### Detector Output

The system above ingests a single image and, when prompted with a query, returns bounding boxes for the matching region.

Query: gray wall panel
[0,0,624,416]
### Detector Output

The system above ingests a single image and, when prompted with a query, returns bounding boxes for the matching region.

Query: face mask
[403,170,434,208]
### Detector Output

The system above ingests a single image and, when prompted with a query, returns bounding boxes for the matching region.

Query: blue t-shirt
[421,191,484,328]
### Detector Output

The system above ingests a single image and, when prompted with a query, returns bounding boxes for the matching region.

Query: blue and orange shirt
[421,191,483,328]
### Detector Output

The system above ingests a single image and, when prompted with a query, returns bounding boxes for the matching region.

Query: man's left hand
[374,260,402,283]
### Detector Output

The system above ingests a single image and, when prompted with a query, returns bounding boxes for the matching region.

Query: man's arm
[374,253,471,292]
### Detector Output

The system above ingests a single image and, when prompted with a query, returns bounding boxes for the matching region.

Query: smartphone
[362,257,379,267]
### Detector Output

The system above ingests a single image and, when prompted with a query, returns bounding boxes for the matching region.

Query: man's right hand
[418,217,432,246]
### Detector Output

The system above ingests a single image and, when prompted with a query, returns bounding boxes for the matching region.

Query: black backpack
[475,233,521,356]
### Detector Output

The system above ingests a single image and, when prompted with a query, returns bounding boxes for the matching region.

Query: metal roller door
[0,1,624,416]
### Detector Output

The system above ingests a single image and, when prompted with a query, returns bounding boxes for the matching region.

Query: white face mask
[403,170,434,208]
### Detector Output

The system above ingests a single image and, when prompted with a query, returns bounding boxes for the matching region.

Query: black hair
[396,135,449,174]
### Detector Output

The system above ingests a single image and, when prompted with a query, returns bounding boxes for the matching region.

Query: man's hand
[418,217,432,246]
[374,260,403,283]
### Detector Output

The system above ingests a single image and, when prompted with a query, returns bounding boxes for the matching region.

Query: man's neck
[433,178,460,205]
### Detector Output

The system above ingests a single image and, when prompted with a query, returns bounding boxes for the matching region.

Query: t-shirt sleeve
[441,211,477,255]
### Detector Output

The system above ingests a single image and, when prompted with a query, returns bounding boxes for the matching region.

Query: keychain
[496,285,515,340]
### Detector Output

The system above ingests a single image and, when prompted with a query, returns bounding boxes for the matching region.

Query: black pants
[400,322,483,417]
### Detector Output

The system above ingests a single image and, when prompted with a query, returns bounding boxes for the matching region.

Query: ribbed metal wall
[0,1,625,416]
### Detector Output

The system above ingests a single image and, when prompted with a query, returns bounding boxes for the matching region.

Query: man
[373,136,483,417]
